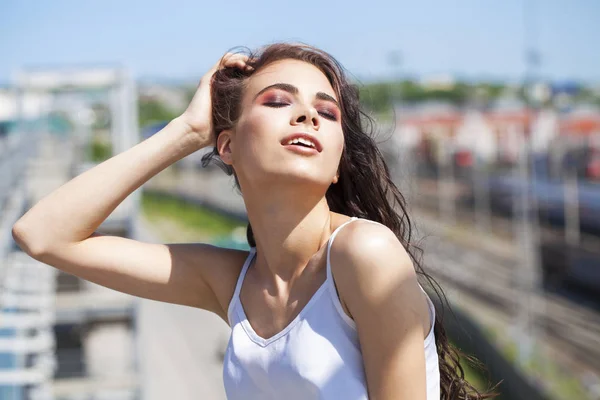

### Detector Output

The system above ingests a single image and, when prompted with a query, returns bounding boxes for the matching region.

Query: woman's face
[221,59,344,192]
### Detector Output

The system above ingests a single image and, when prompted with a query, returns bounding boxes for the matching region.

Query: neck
[241,181,335,294]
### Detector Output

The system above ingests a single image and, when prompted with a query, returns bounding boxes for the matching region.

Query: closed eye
[264,102,289,108]
[264,102,338,121]
[318,110,337,121]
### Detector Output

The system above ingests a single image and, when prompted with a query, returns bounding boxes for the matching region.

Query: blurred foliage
[89,136,112,162]
[137,79,600,129]
[138,80,497,128]
[138,98,179,129]
[573,87,600,106]
[358,80,504,114]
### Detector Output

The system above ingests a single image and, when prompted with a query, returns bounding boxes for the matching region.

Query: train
[480,175,600,237]
[462,174,600,299]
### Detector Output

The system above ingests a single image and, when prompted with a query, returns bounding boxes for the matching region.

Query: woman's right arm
[11,53,252,316]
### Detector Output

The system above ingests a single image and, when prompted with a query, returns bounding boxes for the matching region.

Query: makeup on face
[254,83,341,122]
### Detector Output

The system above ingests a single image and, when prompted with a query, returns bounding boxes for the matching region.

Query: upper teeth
[287,137,316,148]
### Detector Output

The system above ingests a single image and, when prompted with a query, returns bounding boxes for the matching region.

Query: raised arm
[11,53,252,317]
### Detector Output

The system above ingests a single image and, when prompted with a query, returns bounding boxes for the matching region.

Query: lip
[280,133,323,153]
[282,144,319,156]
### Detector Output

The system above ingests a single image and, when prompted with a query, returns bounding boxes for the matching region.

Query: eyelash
[264,101,338,121]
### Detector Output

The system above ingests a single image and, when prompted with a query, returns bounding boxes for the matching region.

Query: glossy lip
[282,143,319,156]
[280,133,323,153]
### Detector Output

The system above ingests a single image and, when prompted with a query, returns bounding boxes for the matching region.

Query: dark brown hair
[202,42,500,399]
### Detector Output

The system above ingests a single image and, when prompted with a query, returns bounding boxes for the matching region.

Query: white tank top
[223,217,440,399]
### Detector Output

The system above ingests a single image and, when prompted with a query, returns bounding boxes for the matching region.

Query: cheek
[331,130,345,159]
[335,132,345,152]
[243,112,273,139]
[238,106,284,142]
[233,109,280,164]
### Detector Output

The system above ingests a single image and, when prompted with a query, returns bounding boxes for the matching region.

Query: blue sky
[1,0,599,85]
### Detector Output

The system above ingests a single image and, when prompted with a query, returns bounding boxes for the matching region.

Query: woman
[12,42,496,399]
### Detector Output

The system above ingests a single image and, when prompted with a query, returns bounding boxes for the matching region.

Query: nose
[292,106,320,131]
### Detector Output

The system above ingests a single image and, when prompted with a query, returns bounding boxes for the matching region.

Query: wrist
[170,115,209,151]
[172,114,194,135]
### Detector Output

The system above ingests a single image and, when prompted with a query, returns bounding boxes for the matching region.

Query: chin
[240,158,332,188]
[265,167,328,188]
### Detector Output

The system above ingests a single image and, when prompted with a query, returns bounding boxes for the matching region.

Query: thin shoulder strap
[326,217,390,323]
[326,217,360,278]
[325,217,362,327]
[227,247,257,326]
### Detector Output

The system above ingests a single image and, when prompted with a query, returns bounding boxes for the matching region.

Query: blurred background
[1,0,600,399]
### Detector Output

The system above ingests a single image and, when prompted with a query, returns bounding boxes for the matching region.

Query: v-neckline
[237,258,329,347]
[235,217,358,347]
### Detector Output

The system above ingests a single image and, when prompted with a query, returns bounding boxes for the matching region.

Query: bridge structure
[0,65,232,400]
[0,66,141,400]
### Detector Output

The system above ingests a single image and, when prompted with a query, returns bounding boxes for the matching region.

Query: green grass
[141,191,246,239]
[450,343,500,397]
[89,137,112,162]
[476,325,591,400]
[461,357,490,392]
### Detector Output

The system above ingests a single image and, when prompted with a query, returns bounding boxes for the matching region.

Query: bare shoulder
[329,219,431,336]
[330,219,414,285]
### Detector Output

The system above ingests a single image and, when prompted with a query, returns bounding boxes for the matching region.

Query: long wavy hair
[201,42,500,399]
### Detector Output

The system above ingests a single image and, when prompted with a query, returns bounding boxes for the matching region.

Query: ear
[332,173,339,184]
[216,129,234,165]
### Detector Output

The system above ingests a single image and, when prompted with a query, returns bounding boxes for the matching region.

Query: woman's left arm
[332,221,430,400]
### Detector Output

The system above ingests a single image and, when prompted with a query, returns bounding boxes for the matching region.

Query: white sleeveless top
[223,217,440,399]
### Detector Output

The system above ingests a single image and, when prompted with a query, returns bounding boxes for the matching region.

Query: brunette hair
[202,42,500,399]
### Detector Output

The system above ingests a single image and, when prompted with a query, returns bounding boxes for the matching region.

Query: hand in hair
[179,52,253,149]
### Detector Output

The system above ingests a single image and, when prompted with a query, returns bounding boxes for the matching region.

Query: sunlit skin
[216,59,345,290]
[10,50,431,399]
[215,59,430,399]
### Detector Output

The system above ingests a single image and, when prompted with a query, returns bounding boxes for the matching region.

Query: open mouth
[286,137,316,149]
[282,141,319,155]
[280,134,322,153]
[288,142,315,150]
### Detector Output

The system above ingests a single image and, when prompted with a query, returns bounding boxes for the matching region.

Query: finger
[233,60,247,69]
[224,58,254,73]
[222,54,249,67]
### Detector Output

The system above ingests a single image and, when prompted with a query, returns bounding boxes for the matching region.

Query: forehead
[245,59,337,100]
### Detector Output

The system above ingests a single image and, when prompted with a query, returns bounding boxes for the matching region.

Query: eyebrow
[253,83,340,110]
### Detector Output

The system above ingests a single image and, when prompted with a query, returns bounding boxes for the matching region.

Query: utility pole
[387,50,414,204]
[439,130,456,226]
[387,50,403,117]
[514,0,544,368]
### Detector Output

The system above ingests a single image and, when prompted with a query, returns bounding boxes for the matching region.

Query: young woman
[12,42,496,399]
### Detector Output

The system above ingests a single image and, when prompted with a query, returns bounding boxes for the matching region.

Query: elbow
[11,222,48,259]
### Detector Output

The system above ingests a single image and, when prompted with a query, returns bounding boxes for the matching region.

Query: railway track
[418,213,600,379]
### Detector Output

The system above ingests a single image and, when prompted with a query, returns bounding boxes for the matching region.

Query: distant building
[0,89,53,122]
[395,100,600,172]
